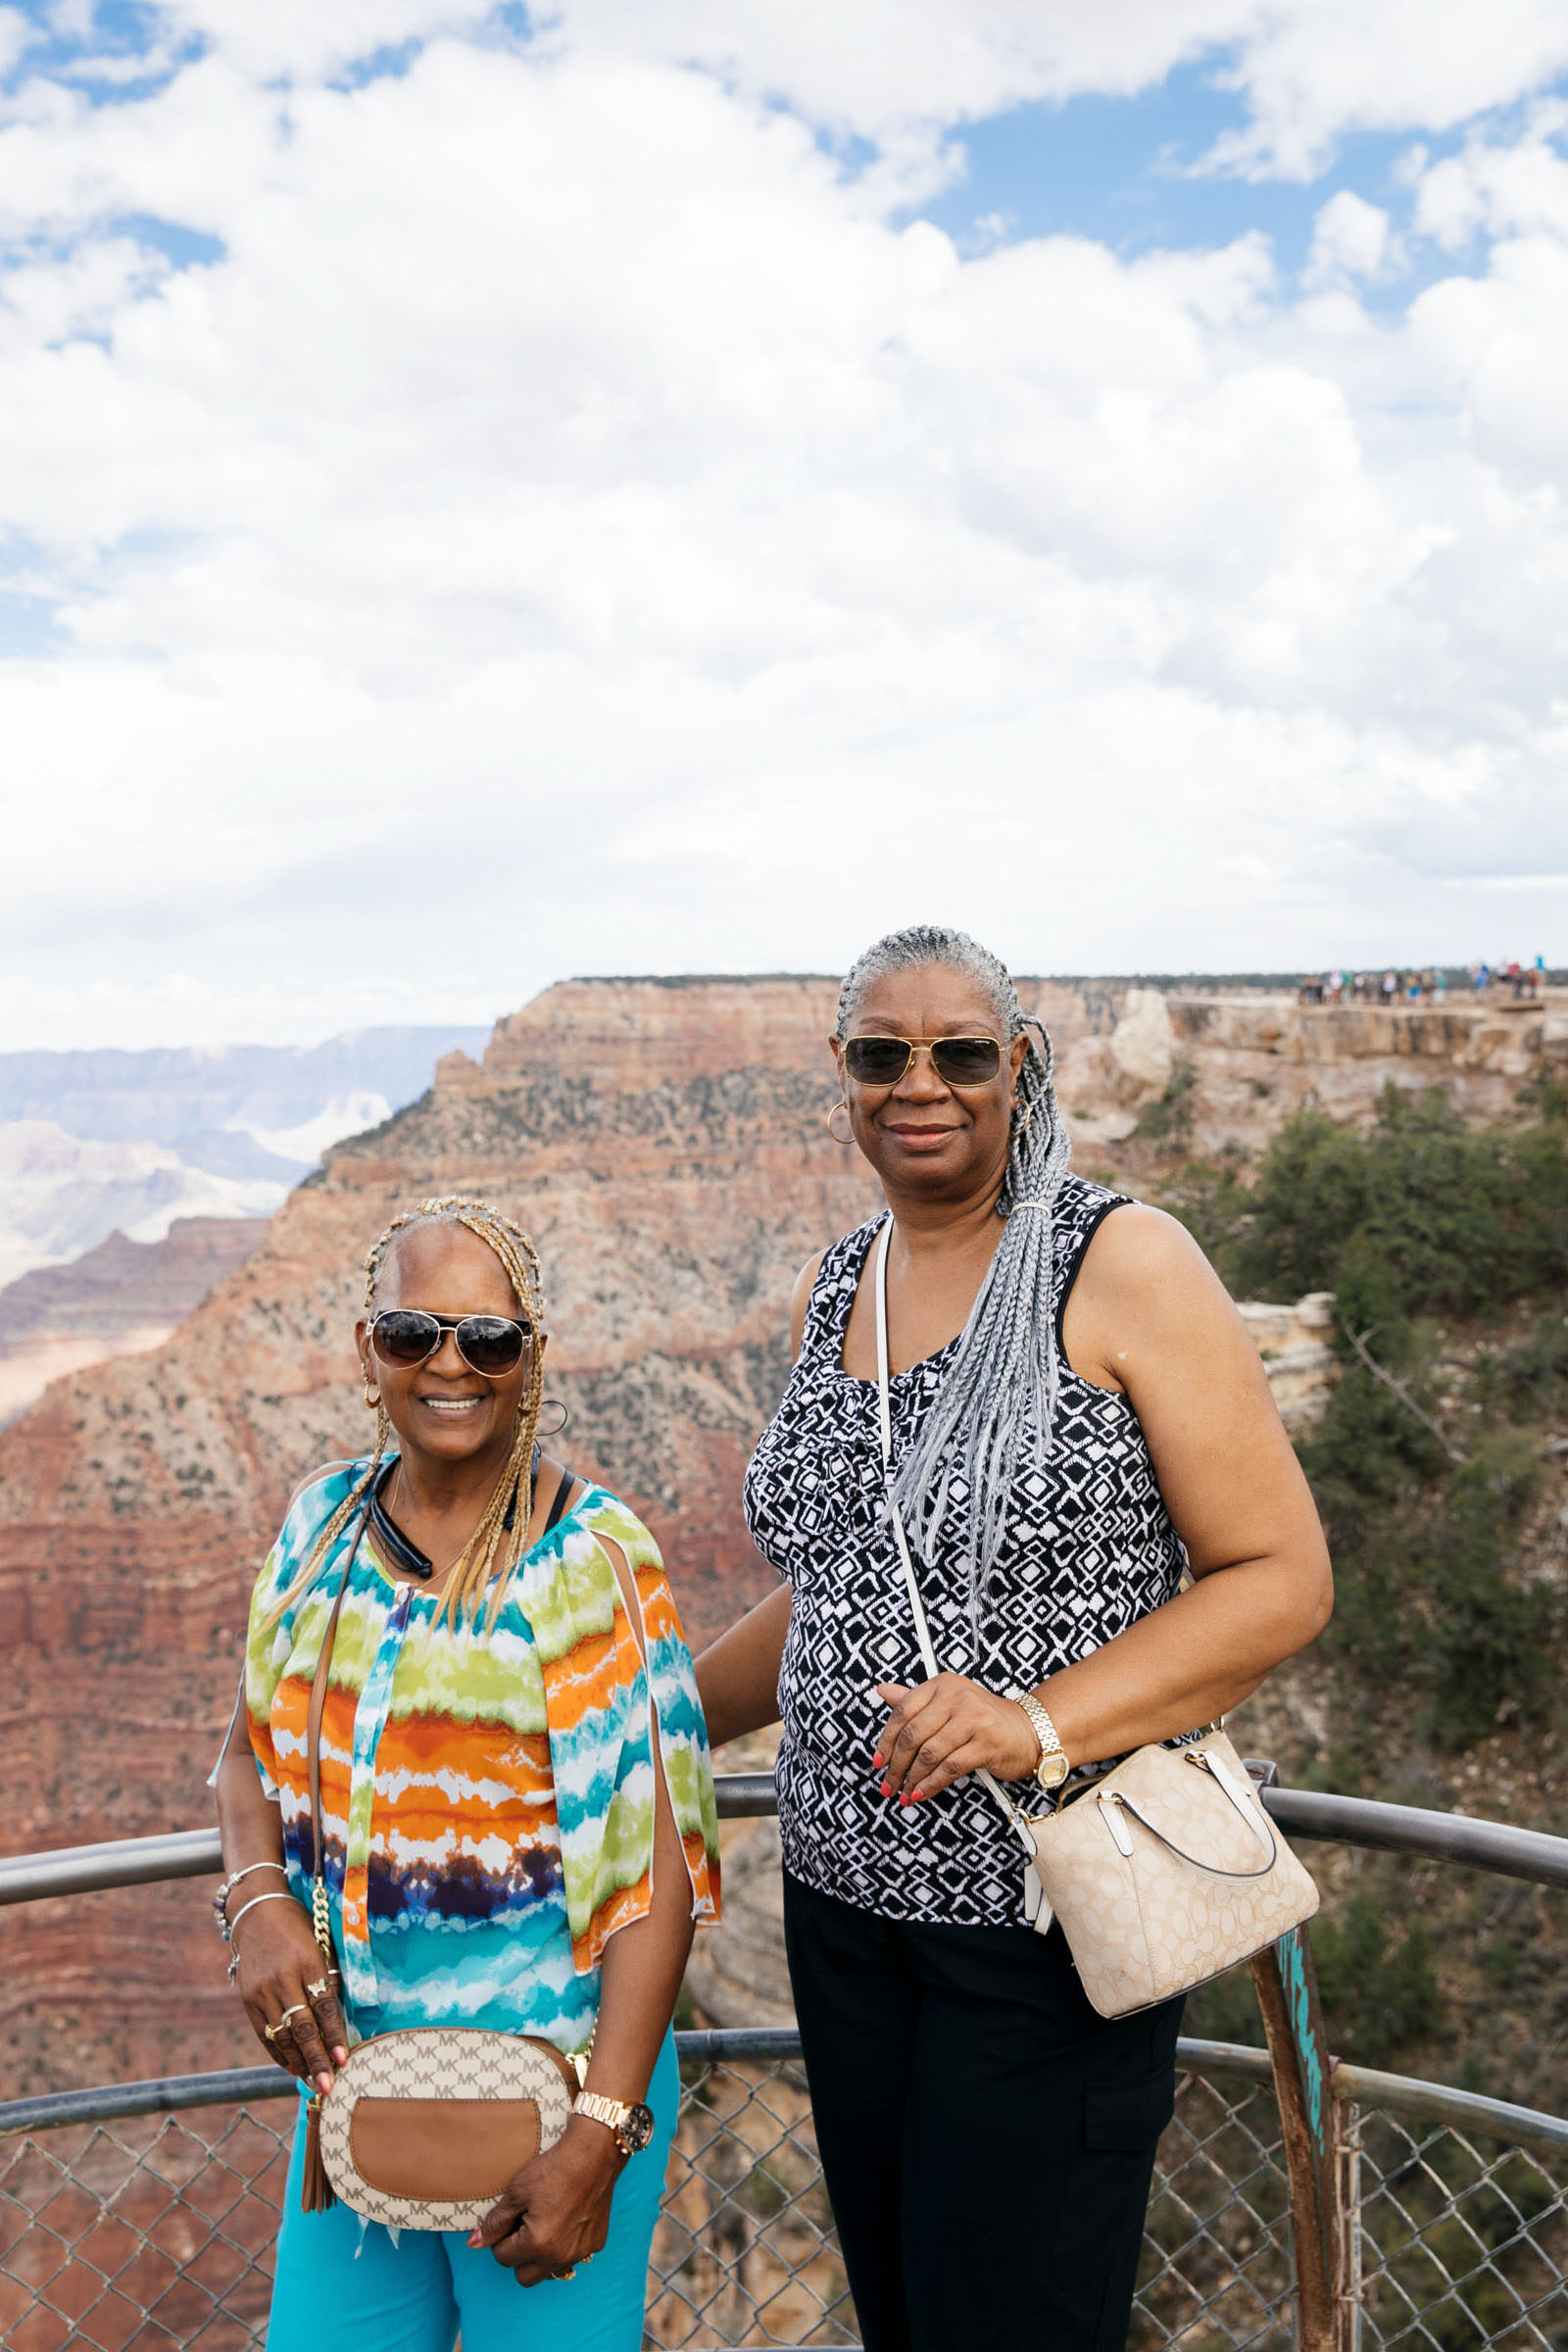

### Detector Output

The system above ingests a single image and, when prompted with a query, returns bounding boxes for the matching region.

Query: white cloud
[2,13,1568,1049]
[1206,1,1568,179]
[1305,190,1396,285]
[546,0,1568,182]
[0,10,30,80]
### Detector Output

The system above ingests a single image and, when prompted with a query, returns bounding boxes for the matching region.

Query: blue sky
[3,3,1568,1045]
[916,74,1471,302]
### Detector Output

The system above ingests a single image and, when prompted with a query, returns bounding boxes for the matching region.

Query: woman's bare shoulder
[1074,1200,1253,1382]
[788,1249,828,1356]
[1085,1200,1215,1285]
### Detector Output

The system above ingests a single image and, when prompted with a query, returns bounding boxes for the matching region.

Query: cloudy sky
[4,1,1568,1048]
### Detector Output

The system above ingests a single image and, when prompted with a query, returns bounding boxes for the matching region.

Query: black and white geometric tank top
[742,1175,1187,1927]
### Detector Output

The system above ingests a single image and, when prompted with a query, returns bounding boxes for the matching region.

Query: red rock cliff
[0,977,885,2092]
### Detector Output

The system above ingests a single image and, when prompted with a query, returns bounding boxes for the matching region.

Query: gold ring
[263,2022,285,2043]
[278,2004,309,2028]
[559,2268,576,2282]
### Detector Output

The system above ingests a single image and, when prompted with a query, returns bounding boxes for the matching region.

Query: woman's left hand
[468,2119,622,2286]
[873,1675,1040,1800]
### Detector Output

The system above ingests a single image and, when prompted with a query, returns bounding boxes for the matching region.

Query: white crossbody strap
[871,1219,1036,1857]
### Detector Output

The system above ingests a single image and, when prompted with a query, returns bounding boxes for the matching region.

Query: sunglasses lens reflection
[843,1039,911,1085]
[932,1038,1003,1085]
[372,1310,443,1366]
[456,1317,529,1374]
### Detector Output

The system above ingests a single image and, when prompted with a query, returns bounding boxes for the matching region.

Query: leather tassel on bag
[301,2096,336,2214]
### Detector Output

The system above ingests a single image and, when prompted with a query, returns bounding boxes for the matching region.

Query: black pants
[782,1873,1182,2352]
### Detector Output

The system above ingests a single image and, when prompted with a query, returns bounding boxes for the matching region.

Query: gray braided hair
[836,925,1074,1634]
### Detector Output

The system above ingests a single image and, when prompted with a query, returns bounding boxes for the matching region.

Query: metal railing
[4,1777,1568,2350]
[8,1776,1565,1911]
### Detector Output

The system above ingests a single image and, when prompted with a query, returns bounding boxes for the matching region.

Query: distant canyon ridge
[2,972,1564,2095]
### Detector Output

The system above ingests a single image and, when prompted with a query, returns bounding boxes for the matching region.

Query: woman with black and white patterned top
[697,924,1331,2352]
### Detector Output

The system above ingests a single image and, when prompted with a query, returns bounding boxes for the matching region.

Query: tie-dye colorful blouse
[244,1458,720,2056]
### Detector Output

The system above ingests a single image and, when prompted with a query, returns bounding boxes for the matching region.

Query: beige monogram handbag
[1020,1727,1318,2016]
[317,2026,579,2231]
[871,1218,1318,2021]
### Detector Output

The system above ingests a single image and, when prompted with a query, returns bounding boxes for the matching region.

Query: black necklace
[369,1448,541,1581]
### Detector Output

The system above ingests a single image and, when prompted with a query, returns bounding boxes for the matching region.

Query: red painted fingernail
[911,1787,924,1802]
[880,1782,892,1798]
[871,1752,883,1768]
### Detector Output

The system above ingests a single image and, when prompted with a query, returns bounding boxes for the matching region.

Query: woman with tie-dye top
[211,1197,719,2352]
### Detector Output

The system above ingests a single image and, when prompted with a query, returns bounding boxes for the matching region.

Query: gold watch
[573,2091,656,2156]
[1005,1689,1070,1790]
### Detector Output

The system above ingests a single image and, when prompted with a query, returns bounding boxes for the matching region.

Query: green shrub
[1418,1440,1553,1747]
[1219,1083,1568,1316]
[1312,1894,1443,2068]
[1135,1057,1199,1149]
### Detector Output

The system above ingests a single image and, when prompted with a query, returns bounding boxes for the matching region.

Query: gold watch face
[1036,1748,1070,1790]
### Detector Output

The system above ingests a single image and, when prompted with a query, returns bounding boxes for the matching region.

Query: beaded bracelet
[213,1860,288,1941]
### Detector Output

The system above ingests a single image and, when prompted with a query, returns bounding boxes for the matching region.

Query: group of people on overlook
[213,922,1332,2352]
[1298,956,1549,1004]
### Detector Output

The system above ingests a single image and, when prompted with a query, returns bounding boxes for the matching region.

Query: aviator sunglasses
[842,1034,1004,1088]
[369,1309,534,1378]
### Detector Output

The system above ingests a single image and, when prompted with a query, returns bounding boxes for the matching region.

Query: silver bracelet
[214,1860,288,1938]
[226,1889,295,1944]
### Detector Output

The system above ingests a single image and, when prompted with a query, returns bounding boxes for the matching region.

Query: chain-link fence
[6,2043,1567,2352]
[1351,2106,1568,2352]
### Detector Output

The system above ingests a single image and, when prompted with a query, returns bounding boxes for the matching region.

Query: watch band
[574,2092,631,2136]
[572,2091,655,2155]
[1006,1689,1069,1789]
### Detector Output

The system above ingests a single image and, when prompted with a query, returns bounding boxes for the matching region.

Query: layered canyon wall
[3,973,1559,2093]
[0,979,878,2089]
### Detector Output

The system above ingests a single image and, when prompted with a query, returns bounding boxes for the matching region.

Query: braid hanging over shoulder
[836,925,1074,1644]
[262,1196,549,1638]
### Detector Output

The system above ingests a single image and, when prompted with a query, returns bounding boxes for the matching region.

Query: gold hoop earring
[363,1377,380,1410]
[827,1102,854,1146]
[1010,1098,1033,1139]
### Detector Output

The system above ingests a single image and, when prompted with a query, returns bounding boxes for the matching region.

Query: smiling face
[355,1221,540,1474]
[833,962,1029,1205]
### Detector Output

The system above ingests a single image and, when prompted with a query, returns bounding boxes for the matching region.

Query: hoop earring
[827,1102,854,1146]
[363,1377,380,1410]
[537,1397,569,1437]
[1010,1097,1033,1139]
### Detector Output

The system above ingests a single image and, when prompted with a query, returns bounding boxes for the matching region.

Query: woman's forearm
[580,1751,695,2110]
[695,1581,791,1746]
[1040,1551,1332,1769]
[875,1544,1331,1803]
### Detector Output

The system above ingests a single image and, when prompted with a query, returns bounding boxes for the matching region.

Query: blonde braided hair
[263,1196,549,1638]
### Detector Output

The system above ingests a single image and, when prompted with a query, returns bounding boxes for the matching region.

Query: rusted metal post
[1250,1924,1344,2352]
[1334,2096,1362,2352]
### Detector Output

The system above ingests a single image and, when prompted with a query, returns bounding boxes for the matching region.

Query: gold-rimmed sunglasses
[842,1035,1004,1088]
[368,1309,535,1377]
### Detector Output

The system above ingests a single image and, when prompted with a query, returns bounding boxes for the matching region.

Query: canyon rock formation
[2,975,1556,2095]
[0,979,877,2091]
[0,1217,271,1429]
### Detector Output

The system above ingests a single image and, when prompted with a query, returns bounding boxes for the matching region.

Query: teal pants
[266,2035,678,2352]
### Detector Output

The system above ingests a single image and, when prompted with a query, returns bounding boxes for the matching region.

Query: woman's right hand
[232,1898,349,2097]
